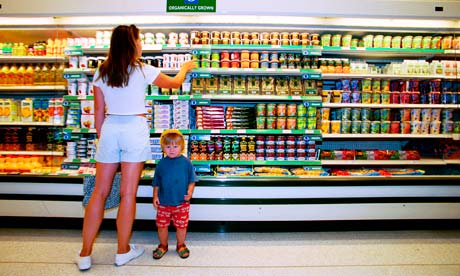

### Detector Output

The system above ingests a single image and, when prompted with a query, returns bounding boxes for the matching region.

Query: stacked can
[255,103,313,130]
[255,135,315,161]
[163,53,192,69]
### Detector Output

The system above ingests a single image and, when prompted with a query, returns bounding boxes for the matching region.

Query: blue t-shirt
[152,155,198,206]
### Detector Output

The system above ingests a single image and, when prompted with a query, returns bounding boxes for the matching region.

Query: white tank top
[92,64,160,115]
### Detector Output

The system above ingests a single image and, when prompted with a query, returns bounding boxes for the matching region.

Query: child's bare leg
[157,227,169,246]
[176,228,187,246]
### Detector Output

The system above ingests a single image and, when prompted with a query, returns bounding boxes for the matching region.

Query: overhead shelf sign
[167,0,216,13]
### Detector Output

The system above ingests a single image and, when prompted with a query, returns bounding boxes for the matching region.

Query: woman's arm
[93,85,105,138]
[153,60,195,89]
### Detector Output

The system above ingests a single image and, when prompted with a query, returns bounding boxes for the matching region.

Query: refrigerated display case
[0,2,459,224]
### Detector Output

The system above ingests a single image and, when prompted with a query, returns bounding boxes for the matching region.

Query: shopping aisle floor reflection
[0,228,459,276]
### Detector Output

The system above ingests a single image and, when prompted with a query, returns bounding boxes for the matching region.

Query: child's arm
[184,182,196,202]
[153,186,160,210]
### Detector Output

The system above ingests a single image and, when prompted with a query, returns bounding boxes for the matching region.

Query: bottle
[7,64,18,85]
[12,43,19,56]
[239,136,248,160]
[18,42,27,56]
[49,63,57,84]
[33,64,42,85]
[0,64,8,85]
[17,64,25,85]
[57,63,66,84]
[231,136,240,160]
[41,63,50,85]
[247,136,256,160]
[24,64,34,85]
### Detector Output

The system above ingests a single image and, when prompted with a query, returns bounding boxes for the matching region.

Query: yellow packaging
[3,99,19,122]
[0,99,3,122]
[21,98,34,122]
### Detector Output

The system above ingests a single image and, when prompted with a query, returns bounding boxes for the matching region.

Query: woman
[76,24,195,271]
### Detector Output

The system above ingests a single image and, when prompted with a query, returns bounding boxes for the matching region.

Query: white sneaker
[114,244,145,266]
[75,254,91,271]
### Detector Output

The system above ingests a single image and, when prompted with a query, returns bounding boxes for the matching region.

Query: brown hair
[95,24,143,87]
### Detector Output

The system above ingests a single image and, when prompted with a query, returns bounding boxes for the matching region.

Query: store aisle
[0,228,459,276]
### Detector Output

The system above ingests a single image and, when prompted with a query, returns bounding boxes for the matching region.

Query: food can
[351,120,361,134]
[400,108,411,121]
[341,120,351,133]
[330,120,341,134]
[383,36,392,48]
[411,121,421,134]
[266,117,276,129]
[256,104,266,116]
[380,121,390,133]
[296,117,306,129]
[361,120,371,133]
[256,117,266,129]
[390,121,400,133]
[276,117,287,129]
[320,120,330,133]
[286,117,297,130]
[370,121,380,134]
[287,104,297,117]
[400,121,411,134]
[351,108,361,121]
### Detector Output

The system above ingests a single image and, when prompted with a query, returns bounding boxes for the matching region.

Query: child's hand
[184,191,192,202]
[153,197,160,210]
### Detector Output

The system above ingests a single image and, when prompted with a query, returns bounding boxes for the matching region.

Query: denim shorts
[95,115,151,163]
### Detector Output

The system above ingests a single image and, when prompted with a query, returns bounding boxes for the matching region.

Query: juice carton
[21,98,33,122]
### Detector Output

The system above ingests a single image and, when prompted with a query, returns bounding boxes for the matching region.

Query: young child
[152,129,198,259]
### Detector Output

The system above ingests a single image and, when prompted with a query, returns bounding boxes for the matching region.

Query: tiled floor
[0,228,459,276]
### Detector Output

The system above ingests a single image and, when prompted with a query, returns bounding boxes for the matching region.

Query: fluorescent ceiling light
[0,15,458,30]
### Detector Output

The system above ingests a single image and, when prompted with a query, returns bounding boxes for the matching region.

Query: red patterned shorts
[156,202,190,229]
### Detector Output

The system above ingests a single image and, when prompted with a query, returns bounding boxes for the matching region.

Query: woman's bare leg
[80,162,119,256]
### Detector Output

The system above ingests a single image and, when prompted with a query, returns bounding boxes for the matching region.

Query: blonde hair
[160,129,185,153]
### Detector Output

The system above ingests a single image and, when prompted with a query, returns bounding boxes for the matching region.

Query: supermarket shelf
[445,160,460,164]
[63,95,94,101]
[64,128,96,133]
[199,44,322,54]
[150,129,322,136]
[191,160,321,166]
[321,158,446,166]
[0,56,66,63]
[0,121,65,127]
[64,158,96,163]
[0,151,65,156]
[322,73,453,80]
[63,68,181,76]
[322,134,454,139]
[192,68,321,77]
[0,85,66,91]
[322,103,459,109]
[321,46,454,58]
[146,94,322,102]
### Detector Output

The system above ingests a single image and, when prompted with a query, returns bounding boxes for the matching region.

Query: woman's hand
[180,60,196,73]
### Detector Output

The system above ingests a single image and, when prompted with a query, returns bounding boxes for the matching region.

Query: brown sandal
[152,244,168,259]
[176,244,190,259]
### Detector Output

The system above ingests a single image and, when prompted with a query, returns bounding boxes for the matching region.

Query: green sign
[167,0,216,13]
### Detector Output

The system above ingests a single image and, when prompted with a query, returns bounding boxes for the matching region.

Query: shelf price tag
[190,99,211,105]
[191,72,212,78]
[302,73,321,80]
[64,47,83,56]
[302,47,322,56]
[191,48,211,55]
[64,73,84,79]
[308,101,322,107]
